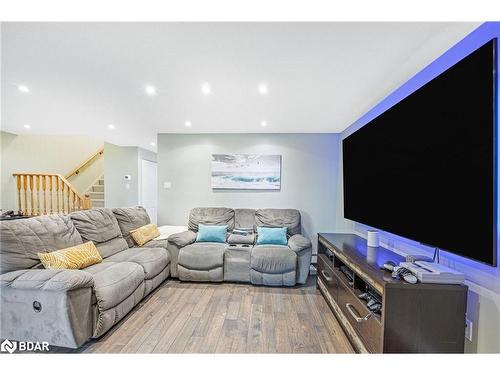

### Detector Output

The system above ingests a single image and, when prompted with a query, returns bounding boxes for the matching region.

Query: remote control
[382,261,396,272]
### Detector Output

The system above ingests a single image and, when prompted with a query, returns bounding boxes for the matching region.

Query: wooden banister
[65,146,104,179]
[13,173,92,216]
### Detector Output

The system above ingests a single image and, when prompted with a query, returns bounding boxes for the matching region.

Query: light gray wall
[138,147,157,210]
[104,143,139,208]
[104,142,157,208]
[0,131,103,211]
[157,133,340,254]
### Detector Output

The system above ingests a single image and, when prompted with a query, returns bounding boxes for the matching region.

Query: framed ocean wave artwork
[211,154,282,190]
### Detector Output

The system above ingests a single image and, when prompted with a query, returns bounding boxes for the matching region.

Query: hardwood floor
[60,277,354,353]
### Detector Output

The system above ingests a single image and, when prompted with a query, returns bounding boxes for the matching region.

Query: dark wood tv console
[317,233,468,353]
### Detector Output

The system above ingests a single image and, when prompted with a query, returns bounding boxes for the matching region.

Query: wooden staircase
[13,146,104,216]
[13,173,92,215]
[87,176,105,208]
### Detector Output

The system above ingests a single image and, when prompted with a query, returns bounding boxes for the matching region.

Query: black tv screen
[343,39,497,266]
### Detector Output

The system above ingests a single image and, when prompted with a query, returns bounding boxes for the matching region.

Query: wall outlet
[163,182,172,189]
[465,318,473,341]
[309,264,317,275]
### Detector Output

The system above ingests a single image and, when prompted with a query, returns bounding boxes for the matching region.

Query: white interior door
[140,159,158,224]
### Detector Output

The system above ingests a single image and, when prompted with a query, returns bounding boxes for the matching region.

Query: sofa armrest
[168,230,197,247]
[288,234,312,253]
[0,269,94,292]
[227,233,255,245]
[0,268,95,349]
[288,234,312,285]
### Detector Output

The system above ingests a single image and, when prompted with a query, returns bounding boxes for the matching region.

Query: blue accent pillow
[196,224,227,243]
[256,227,288,246]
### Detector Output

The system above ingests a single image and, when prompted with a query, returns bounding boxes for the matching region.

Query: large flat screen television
[343,39,497,266]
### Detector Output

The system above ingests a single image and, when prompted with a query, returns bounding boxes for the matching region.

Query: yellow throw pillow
[130,223,160,246]
[38,241,102,270]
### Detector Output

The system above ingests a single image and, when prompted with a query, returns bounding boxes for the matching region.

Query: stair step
[89,192,104,199]
[97,179,104,185]
[92,199,104,207]
[92,185,104,192]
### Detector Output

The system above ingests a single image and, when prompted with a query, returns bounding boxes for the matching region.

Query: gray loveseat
[168,207,312,286]
[0,207,170,349]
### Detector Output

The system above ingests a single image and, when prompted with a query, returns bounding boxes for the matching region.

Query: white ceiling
[1,22,480,151]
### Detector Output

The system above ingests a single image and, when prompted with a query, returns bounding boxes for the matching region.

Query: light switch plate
[465,318,473,341]
[163,182,172,189]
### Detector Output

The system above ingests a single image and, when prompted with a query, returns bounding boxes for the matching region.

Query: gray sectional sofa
[0,206,312,349]
[0,207,170,348]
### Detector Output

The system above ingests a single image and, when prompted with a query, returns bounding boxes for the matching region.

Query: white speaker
[366,246,377,263]
[367,230,380,247]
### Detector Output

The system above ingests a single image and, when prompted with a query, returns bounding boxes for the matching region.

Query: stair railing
[65,146,104,179]
[12,173,92,216]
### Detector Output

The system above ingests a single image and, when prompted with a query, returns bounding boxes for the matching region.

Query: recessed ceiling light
[261,121,268,127]
[258,83,268,95]
[150,142,156,147]
[201,83,211,95]
[23,124,31,129]
[108,124,115,129]
[145,85,156,96]
[17,85,30,93]
[185,121,192,127]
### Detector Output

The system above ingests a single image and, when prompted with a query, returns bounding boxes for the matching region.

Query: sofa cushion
[178,266,223,282]
[38,241,102,270]
[251,245,297,274]
[188,207,235,232]
[103,247,170,280]
[255,209,301,236]
[0,214,83,274]
[178,242,226,270]
[112,206,151,247]
[93,282,145,338]
[84,262,144,310]
[95,237,128,259]
[250,269,296,286]
[70,208,128,258]
[234,209,256,229]
[143,238,169,250]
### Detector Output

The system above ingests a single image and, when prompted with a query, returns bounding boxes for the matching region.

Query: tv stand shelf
[317,233,468,353]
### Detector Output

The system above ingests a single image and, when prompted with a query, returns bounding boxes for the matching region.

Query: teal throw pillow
[256,226,288,246]
[196,224,228,243]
